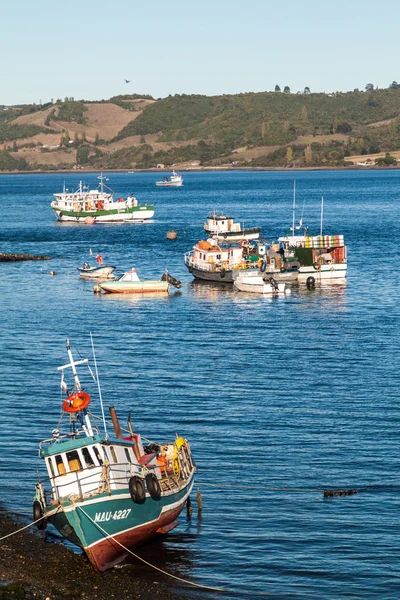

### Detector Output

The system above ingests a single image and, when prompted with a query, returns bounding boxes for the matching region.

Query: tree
[76,145,90,165]
[274,85,281,92]
[336,122,352,134]
[81,131,87,142]
[74,132,79,145]
[140,135,146,144]
[283,86,291,94]
[286,147,293,164]
[94,132,99,145]
[304,144,312,163]
[365,83,374,92]
[12,141,18,152]
[304,87,310,94]
[389,81,400,89]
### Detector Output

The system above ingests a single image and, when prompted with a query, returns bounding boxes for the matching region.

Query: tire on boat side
[306,276,316,289]
[145,473,162,500]
[220,268,226,279]
[129,476,146,504]
[33,500,47,530]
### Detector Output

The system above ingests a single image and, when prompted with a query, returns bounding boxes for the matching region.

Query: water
[0,170,399,599]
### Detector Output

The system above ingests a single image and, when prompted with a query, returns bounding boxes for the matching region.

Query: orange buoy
[63,391,91,413]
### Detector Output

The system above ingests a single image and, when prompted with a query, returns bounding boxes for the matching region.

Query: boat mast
[320,196,324,236]
[98,172,105,194]
[292,180,296,237]
[58,339,93,436]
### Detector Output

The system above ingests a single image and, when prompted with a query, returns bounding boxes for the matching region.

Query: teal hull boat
[33,340,196,571]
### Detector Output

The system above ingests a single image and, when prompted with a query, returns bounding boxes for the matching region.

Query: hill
[1,88,400,171]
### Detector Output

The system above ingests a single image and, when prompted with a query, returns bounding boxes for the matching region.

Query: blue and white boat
[33,339,195,571]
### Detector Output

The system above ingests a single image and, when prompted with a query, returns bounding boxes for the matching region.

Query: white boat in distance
[156,171,183,187]
[51,174,154,223]
[234,271,288,295]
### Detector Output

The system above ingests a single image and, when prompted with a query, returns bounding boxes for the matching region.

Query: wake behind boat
[33,339,195,571]
[51,174,154,223]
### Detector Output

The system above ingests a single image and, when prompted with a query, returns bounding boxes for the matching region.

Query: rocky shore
[0,511,191,600]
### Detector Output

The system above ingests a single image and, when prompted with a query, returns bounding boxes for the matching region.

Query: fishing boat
[33,339,195,571]
[51,174,154,223]
[184,239,258,283]
[234,271,288,295]
[156,171,183,187]
[78,263,116,279]
[204,213,261,241]
[99,268,181,294]
[277,185,347,282]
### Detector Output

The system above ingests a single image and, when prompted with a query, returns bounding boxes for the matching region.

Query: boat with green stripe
[33,339,196,571]
[51,173,154,223]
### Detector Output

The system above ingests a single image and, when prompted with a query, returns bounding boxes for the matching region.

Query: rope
[78,506,227,593]
[0,506,62,542]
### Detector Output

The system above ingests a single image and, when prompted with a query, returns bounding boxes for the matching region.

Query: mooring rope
[78,506,228,593]
[0,506,62,542]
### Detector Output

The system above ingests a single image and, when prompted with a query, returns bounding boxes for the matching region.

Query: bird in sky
[125,79,130,83]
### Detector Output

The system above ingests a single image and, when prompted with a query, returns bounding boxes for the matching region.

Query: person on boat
[163,176,168,182]
[96,254,103,266]
[83,262,90,270]
[279,244,285,261]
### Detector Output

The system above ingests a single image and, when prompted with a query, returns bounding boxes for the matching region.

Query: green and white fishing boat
[33,339,195,571]
[51,174,154,223]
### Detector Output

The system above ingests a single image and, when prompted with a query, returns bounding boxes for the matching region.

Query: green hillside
[1,87,400,170]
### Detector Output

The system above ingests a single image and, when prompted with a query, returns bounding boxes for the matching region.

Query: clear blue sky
[1,0,399,105]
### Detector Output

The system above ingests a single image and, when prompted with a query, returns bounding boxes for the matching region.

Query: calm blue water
[0,170,400,599]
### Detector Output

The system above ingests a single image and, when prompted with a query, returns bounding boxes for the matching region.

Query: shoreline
[0,165,400,176]
[0,510,189,600]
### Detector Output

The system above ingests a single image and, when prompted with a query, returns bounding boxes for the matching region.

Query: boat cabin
[204,214,241,235]
[190,239,244,271]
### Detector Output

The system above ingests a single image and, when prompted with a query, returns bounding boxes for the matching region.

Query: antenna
[292,180,296,237]
[320,196,324,236]
[90,333,108,439]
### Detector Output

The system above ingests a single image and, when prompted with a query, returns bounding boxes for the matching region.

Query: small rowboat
[78,264,116,279]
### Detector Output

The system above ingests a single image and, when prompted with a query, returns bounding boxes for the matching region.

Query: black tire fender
[145,473,162,500]
[129,476,146,504]
[33,500,47,530]
[306,276,316,288]
[220,268,226,279]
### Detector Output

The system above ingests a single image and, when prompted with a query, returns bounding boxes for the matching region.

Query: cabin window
[47,457,56,479]
[55,454,66,475]
[81,447,95,468]
[94,447,104,465]
[124,448,132,464]
[66,450,82,472]
[110,446,118,464]
[217,254,221,259]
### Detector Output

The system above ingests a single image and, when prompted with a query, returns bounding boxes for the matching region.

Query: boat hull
[156,181,183,187]
[205,228,261,241]
[47,475,194,571]
[186,264,235,283]
[297,264,347,281]
[52,205,154,223]
[234,280,286,294]
[78,266,116,279]
[100,280,169,294]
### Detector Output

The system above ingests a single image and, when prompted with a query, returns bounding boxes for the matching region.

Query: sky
[1,0,399,105]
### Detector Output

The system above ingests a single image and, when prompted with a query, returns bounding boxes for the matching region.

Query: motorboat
[156,171,183,187]
[78,263,116,279]
[204,213,261,241]
[234,271,289,295]
[99,269,181,294]
[184,239,258,283]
